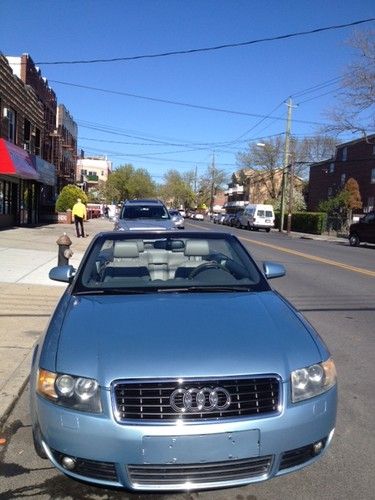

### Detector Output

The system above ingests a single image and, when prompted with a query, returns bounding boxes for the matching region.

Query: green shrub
[55,185,88,212]
[274,212,327,234]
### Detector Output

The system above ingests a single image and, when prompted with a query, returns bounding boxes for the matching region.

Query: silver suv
[114,199,174,231]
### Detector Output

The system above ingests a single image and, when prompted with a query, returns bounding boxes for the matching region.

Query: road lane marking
[238,236,375,277]
[186,222,375,278]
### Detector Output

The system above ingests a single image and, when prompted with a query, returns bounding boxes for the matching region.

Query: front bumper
[35,383,337,491]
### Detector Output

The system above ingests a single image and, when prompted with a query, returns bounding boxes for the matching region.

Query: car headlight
[291,358,337,403]
[37,369,102,413]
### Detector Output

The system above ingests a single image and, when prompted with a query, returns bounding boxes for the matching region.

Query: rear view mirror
[49,265,76,283]
[262,261,286,279]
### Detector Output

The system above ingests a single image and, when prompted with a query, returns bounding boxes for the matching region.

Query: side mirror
[49,265,76,283]
[263,261,286,280]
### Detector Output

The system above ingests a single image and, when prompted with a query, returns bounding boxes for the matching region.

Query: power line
[36,18,375,65]
[52,79,329,126]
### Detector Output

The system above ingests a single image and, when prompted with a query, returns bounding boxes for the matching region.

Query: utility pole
[280,98,294,232]
[194,165,198,208]
[286,159,294,234]
[210,153,215,214]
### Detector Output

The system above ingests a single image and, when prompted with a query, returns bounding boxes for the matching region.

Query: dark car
[230,210,245,228]
[349,211,375,246]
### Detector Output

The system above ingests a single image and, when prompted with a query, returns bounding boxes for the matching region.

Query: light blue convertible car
[30,231,337,491]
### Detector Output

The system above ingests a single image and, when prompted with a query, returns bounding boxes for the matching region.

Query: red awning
[0,139,40,180]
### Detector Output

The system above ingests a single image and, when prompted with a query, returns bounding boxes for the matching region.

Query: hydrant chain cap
[56,234,72,246]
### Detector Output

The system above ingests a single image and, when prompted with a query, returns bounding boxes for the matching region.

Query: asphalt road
[1,220,374,499]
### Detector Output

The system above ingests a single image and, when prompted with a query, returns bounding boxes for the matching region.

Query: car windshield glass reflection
[76,235,265,293]
[121,206,169,219]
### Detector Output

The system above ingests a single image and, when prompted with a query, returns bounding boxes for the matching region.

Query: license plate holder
[142,430,260,464]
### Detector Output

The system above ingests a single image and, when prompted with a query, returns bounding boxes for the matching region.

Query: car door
[363,213,375,243]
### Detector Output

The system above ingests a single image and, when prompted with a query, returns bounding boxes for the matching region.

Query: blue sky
[1,0,374,182]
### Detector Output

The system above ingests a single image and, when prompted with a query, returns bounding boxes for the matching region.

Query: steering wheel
[188,261,232,279]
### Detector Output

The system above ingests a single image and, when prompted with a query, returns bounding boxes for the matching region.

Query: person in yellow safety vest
[72,198,87,237]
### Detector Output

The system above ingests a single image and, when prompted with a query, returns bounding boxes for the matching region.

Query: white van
[238,204,275,232]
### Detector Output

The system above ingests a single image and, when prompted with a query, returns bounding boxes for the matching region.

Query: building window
[6,108,16,143]
[341,147,347,161]
[0,180,13,215]
[371,168,375,184]
[329,162,335,173]
[24,119,31,150]
[367,197,374,212]
[34,128,41,156]
[341,173,346,186]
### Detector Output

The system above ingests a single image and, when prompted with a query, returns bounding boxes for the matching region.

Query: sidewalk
[0,217,113,428]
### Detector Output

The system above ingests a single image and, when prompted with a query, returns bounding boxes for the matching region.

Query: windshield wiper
[74,288,156,295]
[156,286,253,293]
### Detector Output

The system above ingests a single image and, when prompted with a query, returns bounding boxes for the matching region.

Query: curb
[0,347,33,430]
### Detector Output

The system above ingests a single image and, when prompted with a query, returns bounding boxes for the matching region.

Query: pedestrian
[72,198,87,237]
[104,205,109,218]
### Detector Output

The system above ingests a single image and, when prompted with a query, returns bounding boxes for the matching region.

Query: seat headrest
[114,241,139,258]
[184,240,210,257]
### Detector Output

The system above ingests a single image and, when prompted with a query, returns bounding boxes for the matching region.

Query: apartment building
[0,54,56,227]
[308,135,375,213]
[76,156,112,191]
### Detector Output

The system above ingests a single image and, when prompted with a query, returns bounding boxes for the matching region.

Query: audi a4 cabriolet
[30,231,337,491]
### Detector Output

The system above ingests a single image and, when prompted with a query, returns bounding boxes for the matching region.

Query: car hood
[55,291,322,386]
[117,219,174,231]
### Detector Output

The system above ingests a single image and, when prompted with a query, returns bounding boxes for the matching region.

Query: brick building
[0,54,56,228]
[7,54,77,191]
[52,105,78,189]
[308,135,375,213]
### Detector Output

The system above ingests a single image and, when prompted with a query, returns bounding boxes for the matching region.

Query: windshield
[75,233,268,294]
[121,205,170,220]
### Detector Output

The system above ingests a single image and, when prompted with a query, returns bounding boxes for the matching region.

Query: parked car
[239,204,275,231]
[194,212,204,221]
[349,211,375,246]
[169,209,185,229]
[222,213,234,225]
[213,213,225,224]
[230,210,245,227]
[31,231,337,492]
[178,209,186,218]
[114,199,174,231]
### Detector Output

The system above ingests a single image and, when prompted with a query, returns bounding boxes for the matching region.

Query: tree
[318,177,362,225]
[197,162,228,211]
[158,170,195,208]
[104,165,156,203]
[325,30,375,137]
[236,135,336,202]
[344,177,362,220]
[55,185,88,212]
[272,187,307,212]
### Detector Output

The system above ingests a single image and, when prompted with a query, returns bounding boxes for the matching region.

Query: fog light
[313,441,323,454]
[61,456,76,470]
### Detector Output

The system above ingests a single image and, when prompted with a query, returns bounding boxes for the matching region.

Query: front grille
[127,456,272,486]
[113,377,280,422]
[51,449,118,482]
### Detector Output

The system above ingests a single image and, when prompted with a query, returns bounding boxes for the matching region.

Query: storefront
[31,155,57,222]
[0,138,56,228]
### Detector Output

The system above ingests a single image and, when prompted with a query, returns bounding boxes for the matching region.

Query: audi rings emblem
[170,387,231,413]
